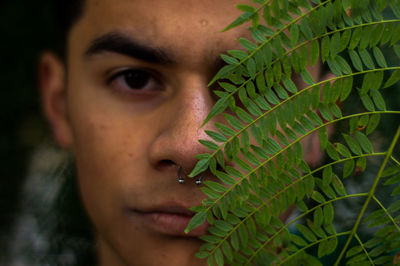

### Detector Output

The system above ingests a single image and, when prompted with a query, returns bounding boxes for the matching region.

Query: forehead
[69,0,253,61]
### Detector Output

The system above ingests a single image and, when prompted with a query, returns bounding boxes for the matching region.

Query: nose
[148,79,218,180]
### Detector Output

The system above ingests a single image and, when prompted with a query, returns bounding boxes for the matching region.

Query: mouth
[129,204,209,237]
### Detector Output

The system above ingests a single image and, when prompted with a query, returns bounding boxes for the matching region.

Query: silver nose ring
[177,166,203,185]
[195,174,203,185]
[177,166,185,184]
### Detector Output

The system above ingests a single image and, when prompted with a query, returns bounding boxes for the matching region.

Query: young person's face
[41,0,325,265]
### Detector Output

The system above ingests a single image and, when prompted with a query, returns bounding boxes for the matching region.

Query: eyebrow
[84,31,175,64]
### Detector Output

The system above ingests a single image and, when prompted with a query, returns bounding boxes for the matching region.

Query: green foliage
[188,0,400,265]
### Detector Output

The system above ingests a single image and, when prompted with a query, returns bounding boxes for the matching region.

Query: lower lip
[134,211,209,237]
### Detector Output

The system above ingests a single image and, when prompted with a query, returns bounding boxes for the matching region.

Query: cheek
[66,81,151,183]
[71,112,150,182]
[68,107,150,212]
[78,124,117,172]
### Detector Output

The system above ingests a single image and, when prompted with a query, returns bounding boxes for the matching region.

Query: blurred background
[0,0,59,261]
[0,0,399,265]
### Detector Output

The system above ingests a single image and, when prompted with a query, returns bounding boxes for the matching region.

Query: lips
[129,204,209,237]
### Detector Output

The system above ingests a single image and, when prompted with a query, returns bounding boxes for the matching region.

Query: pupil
[125,70,149,89]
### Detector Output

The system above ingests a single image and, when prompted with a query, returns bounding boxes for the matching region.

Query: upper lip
[131,202,196,216]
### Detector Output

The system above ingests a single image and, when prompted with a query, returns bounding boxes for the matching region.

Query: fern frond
[186,0,400,265]
[335,126,400,265]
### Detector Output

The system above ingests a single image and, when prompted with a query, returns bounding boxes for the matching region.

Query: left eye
[109,69,161,92]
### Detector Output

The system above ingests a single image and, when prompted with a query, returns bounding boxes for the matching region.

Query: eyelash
[107,68,162,94]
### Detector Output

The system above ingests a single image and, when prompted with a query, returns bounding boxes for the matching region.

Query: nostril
[157,159,176,169]
[160,159,174,164]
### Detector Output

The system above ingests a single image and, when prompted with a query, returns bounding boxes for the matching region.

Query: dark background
[0,0,399,264]
[0,0,58,256]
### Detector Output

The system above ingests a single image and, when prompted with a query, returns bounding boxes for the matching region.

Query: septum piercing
[195,174,203,185]
[177,166,203,185]
[177,166,185,184]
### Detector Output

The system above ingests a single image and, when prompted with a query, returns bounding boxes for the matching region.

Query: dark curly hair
[52,0,86,56]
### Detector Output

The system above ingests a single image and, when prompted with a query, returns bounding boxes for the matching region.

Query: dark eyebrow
[84,31,175,64]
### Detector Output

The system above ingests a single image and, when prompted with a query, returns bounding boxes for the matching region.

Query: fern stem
[196,113,399,240]
[354,233,375,266]
[206,17,400,124]
[203,111,399,213]
[372,195,400,233]
[209,0,328,86]
[391,156,400,167]
[214,4,399,87]
[208,154,379,256]
[300,153,385,181]
[278,231,352,265]
[207,153,383,258]
[245,194,369,265]
[249,151,387,216]
[197,66,400,178]
[246,18,400,93]
[290,19,400,57]
[334,126,400,266]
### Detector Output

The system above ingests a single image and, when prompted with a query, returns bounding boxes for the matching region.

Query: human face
[39,0,328,264]
[54,0,257,265]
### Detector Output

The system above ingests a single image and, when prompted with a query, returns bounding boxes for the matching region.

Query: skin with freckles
[40,0,327,265]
